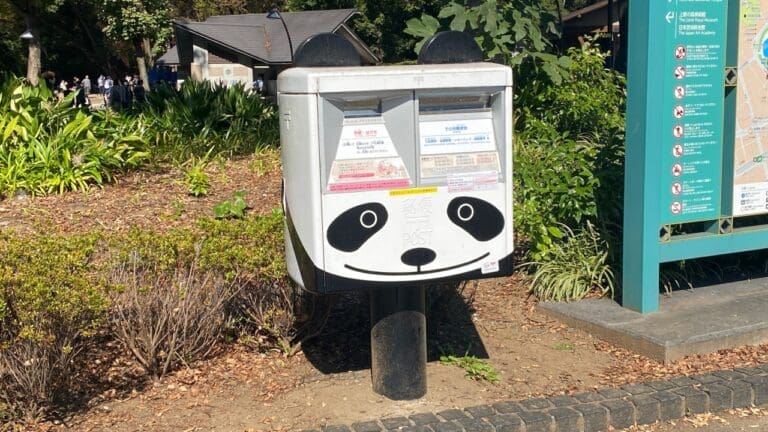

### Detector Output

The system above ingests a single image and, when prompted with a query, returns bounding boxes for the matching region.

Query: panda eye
[457,203,474,221]
[360,210,378,228]
[448,197,504,241]
[327,203,388,252]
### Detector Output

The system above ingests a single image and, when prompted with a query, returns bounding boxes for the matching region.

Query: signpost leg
[370,286,427,400]
[623,0,664,314]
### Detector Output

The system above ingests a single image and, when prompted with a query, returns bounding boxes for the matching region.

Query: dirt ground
[4,153,768,431]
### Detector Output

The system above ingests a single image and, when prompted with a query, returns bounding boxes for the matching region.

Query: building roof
[166,9,377,66]
[157,46,179,66]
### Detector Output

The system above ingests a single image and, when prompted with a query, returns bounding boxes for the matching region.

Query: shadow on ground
[301,282,488,374]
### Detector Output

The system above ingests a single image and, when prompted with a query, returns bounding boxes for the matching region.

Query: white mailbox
[279,63,513,293]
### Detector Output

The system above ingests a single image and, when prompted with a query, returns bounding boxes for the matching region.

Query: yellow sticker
[389,187,438,196]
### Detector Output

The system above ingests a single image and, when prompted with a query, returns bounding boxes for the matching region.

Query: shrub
[0,76,149,197]
[144,81,279,161]
[515,38,626,138]
[104,210,294,352]
[526,222,616,301]
[0,233,107,421]
[514,135,602,260]
[513,41,626,300]
[108,254,242,379]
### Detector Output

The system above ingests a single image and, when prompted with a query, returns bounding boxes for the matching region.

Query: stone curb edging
[301,364,768,432]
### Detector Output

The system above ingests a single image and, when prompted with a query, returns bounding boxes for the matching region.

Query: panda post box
[279,62,513,293]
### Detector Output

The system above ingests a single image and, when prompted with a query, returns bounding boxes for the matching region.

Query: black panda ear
[447,197,504,241]
[327,203,388,252]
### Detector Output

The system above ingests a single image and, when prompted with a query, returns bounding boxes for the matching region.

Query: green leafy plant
[513,41,626,266]
[0,76,149,197]
[0,232,107,421]
[185,155,211,197]
[144,81,278,162]
[213,191,248,219]
[440,354,501,382]
[553,342,575,351]
[525,222,616,302]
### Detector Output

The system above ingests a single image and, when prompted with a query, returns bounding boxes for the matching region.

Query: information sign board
[660,0,727,223]
[622,0,768,314]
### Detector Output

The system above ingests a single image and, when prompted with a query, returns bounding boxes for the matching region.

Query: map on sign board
[733,0,768,215]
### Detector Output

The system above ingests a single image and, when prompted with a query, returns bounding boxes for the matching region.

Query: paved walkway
[303,364,768,432]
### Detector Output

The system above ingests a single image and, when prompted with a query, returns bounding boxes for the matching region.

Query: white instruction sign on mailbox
[420,151,500,179]
[328,158,410,192]
[419,118,496,155]
[336,120,397,160]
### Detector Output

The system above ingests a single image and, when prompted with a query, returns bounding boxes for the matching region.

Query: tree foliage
[405,0,572,83]
[101,0,171,43]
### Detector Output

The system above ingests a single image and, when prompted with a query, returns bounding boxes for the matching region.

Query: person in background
[97,74,105,95]
[254,75,264,94]
[133,80,146,103]
[74,82,88,109]
[104,76,113,100]
[82,75,92,95]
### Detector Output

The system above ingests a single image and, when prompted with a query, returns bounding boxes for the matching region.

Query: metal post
[369,286,427,400]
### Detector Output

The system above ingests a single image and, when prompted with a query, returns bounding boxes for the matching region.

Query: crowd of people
[45,73,148,110]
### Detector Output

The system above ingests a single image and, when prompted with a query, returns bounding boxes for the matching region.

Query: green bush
[0,77,149,197]
[526,222,616,301]
[514,43,625,242]
[0,76,280,198]
[0,211,290,422]
[514,40,626,300]
[515,39,626,138]
[0,232,107,421]
[514,135,602,260]
[144,81,279,161]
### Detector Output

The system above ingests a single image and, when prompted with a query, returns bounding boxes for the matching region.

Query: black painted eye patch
[327,203,388,252]
[447,197,504,241]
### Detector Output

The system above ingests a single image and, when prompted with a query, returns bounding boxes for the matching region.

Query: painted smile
[344,253,490,276]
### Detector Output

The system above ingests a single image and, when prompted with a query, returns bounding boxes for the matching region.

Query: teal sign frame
[624,0,764,313]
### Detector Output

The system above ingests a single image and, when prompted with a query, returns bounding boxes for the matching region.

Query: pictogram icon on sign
[673,144,684,158]
[675,45,686,60]
[672,163,683,177]
[671,182,682,195]
[673,105,685,119]
[671,201,682,214]
[673,125,684,138]
[674,66,686,80]
[674,85,686,99]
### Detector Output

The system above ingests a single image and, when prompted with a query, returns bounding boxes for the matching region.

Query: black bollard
[369,286,427,400]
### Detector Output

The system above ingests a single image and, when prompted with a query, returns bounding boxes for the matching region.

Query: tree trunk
[25,15,41,85]
[134,38,151,91]
[142,37,153,68]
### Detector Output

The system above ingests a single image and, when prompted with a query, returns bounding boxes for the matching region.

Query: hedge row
[0,210,293,423]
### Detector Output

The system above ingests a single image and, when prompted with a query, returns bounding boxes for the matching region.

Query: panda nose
[401,248,436,267]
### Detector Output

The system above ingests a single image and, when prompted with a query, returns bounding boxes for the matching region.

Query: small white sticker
[447,171,499,193]
[481,260,499,274]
